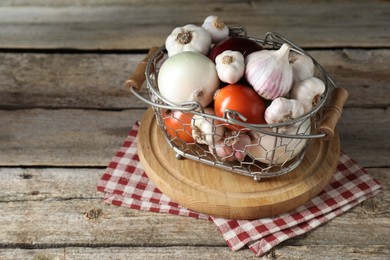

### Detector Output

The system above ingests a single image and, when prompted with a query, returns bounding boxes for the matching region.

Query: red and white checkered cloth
[97,123,382,256]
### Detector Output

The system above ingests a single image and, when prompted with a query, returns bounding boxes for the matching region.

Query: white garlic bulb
[165,24,212,57]
[245,43,293,100]
[215,50,245,84]
[264,97,305,132]
[246,119,311,165]
[192,108,225,145]
[290,53,315,83]
[201,15,229,43]
[290,77,325,113]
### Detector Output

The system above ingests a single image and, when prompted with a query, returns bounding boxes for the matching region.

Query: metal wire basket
[127,27,348,181]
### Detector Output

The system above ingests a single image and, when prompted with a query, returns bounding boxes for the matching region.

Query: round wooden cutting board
[137,108,340,220]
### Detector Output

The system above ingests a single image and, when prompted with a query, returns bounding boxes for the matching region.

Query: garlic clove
[245,43,293,100]
[264,97,305,133]
[289,53,315,83]
[165,24,212,57]
[192,108,225,145]
[215,50,245,84]
[208,132,252,161]
[231,133,252,161]
[209,139,235,161]
[201,15,229,44]
[289,77,326,113]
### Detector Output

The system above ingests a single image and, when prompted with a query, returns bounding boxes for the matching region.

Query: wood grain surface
[0,0,388,259]
[0,1,389,49]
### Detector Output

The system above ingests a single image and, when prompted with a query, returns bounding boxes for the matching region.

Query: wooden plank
[0,195,388,248]
[0,49,389,110]
[0,168,386,258]
[338,107,390,167]
[0,108,388,167]
[0,168,103,202]
[0,245,389,260]
[0,1,389,50]
[0,109,145,167]
[0,199,225,247]
[0,167,387,202]
[0,53,148,109]
[0,169,387,248]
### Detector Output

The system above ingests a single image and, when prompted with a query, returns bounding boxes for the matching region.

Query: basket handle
[125,46,159,91]
[317,87,349,140]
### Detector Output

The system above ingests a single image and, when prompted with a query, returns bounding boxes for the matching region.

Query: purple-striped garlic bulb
[245,43,293,100]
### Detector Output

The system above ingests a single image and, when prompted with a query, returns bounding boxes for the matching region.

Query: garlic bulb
[201,15,229,43]
[209,133,252,161]
[264,97,305,132]
[289,53,315,83]
[245,43,293,100]
[231,133,252,161]
[215,50,245,84]
[290,77,325,113]
[246,119,311,165]
[165,24,212,57]
[192,108,225,145]
[209,139,235,161]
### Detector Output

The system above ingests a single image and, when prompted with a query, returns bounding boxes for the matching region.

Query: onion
[208,37,263,62]
[158,51,220,108]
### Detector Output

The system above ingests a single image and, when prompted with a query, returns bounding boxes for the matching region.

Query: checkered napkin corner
[97,122,210,220]
[212,151,382,256]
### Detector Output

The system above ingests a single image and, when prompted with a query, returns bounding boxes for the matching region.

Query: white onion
[158,51,219,108]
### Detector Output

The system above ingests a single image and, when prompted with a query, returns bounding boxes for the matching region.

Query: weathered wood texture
[0,245,389,260]
[0,108,388,167]
[0,168,387,256]
[0,53,145,109]
[0,1,388,258]
[1,49,389,109]
[0,1,389,50]
[0,109,144,166]
[0,247,260,260]
[1,167,387,205]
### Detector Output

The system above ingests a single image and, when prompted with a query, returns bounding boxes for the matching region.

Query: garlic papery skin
[289,77,326,113]
[192,108,225,145]
[215,50,245,84]
[289,53,315,83]
[201,15,229,43]
[246,119,311,165]
[165,24,212,57]
[245,43,293,100]
[264,97,305,132]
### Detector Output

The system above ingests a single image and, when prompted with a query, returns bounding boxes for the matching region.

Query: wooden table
[0,1,389,259]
